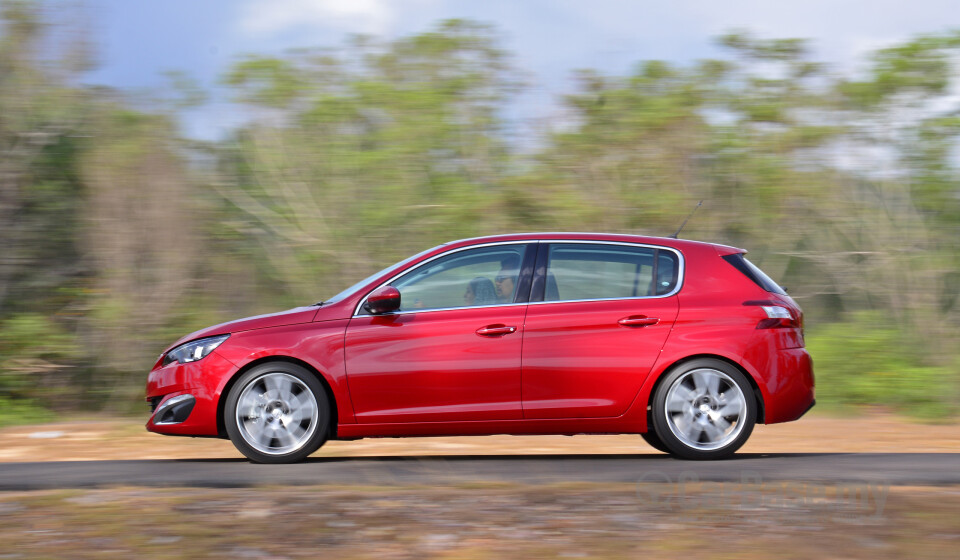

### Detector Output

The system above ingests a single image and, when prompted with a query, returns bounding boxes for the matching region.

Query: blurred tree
[217,20,519,302]
[0,1,86,314]
[0,1,206,414]
[525,33,841,292]
[816,32,960,358]
[0,1,92,416]
[78,107,200,403]
[1,1,958,418]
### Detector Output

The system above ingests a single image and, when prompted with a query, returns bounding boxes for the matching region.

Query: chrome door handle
[618,316,659,327]
[476,324,518,337]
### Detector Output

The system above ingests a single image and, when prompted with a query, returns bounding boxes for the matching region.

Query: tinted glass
[656,251,680,295]
[388,245,528,311]
[546,244,677,301]
[722,253,787,295]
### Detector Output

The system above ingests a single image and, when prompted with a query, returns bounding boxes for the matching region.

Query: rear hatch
[722,252,804,348]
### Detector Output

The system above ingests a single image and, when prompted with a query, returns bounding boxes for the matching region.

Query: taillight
[757,306,800,329]
[744,300,801,329]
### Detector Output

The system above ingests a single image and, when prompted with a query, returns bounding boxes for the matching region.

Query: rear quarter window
[722,253,787,295]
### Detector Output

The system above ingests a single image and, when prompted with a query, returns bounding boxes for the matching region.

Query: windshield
[319,245,441,305]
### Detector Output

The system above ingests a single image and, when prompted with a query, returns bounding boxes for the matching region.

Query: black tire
[640,430,671,453]
[651,358,756,460]
[224,362,330,464]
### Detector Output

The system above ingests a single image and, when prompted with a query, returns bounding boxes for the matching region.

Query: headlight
[162,335,229,367]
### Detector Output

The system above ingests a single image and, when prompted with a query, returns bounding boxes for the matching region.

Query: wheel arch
[645,354,765,425]
[216,355,340,439]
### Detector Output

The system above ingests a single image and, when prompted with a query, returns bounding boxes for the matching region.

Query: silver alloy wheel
[235,372,320,456]
[663,367,746,451]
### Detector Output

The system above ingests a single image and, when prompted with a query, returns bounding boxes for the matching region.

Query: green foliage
[0,396,54,427]
[0,313,82,410]
[838,32,960,107]
[223,57,305,107]
[806,313,959,420]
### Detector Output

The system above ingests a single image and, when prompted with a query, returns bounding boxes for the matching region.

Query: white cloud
[238,0,399,37]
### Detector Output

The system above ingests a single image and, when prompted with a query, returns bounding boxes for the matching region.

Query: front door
[345,243,535,423]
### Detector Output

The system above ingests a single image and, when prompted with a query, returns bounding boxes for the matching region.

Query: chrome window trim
[352,240,534,317]
[358,302,530,317]
[351,238,684,316]
[532,240,685,304]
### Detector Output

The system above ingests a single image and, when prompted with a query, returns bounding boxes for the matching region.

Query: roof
[444,232,744,255]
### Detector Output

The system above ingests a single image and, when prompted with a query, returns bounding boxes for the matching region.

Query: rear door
[520,242,681,419]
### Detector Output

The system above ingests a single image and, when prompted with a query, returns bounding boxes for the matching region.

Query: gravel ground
[2,483,958,559]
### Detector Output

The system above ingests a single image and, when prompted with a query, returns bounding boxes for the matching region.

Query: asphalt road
[1,453,959,490]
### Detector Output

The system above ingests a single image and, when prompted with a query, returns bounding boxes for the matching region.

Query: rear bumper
[797,398,816,420]
[757,347,816,424]
[145,351,237,437]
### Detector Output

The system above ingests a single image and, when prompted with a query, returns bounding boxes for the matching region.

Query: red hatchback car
[146,233,814,462]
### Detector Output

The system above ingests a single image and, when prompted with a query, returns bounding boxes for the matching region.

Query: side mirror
[364,285,401,315]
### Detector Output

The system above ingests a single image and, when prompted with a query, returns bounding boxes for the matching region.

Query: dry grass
[0,409,958,463]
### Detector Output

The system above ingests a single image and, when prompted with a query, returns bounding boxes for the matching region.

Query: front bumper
[145,350,238,437]
[152,394,196,425]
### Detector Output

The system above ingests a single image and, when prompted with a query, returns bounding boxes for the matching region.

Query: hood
[163,306,320,354]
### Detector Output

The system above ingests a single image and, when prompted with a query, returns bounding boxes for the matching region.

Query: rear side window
[544,244,680,301]
[722,253,787,295]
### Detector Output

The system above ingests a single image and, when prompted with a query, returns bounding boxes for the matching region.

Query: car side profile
[145,233,815,463]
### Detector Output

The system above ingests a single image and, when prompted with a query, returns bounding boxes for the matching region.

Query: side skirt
[336,417,643,439]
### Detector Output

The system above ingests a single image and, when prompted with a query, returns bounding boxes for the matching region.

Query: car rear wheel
[224,362,330,464]
[651,359,756,460]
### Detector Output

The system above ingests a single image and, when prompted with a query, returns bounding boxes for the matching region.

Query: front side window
[386,244,529,312]
[545,244,679,302]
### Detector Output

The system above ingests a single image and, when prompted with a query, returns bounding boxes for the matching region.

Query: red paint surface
[146,233,814,439]
[521,297,679,419]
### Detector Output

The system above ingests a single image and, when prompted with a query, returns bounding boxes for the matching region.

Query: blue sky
[78,0,960,140]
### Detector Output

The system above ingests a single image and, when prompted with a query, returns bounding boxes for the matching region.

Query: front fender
[212,318,356,426]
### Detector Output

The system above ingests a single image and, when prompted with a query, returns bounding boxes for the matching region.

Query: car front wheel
[224,362,330,464]
[651,359,756,460]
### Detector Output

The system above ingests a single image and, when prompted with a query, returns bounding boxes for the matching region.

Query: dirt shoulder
[0,410,957,463]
